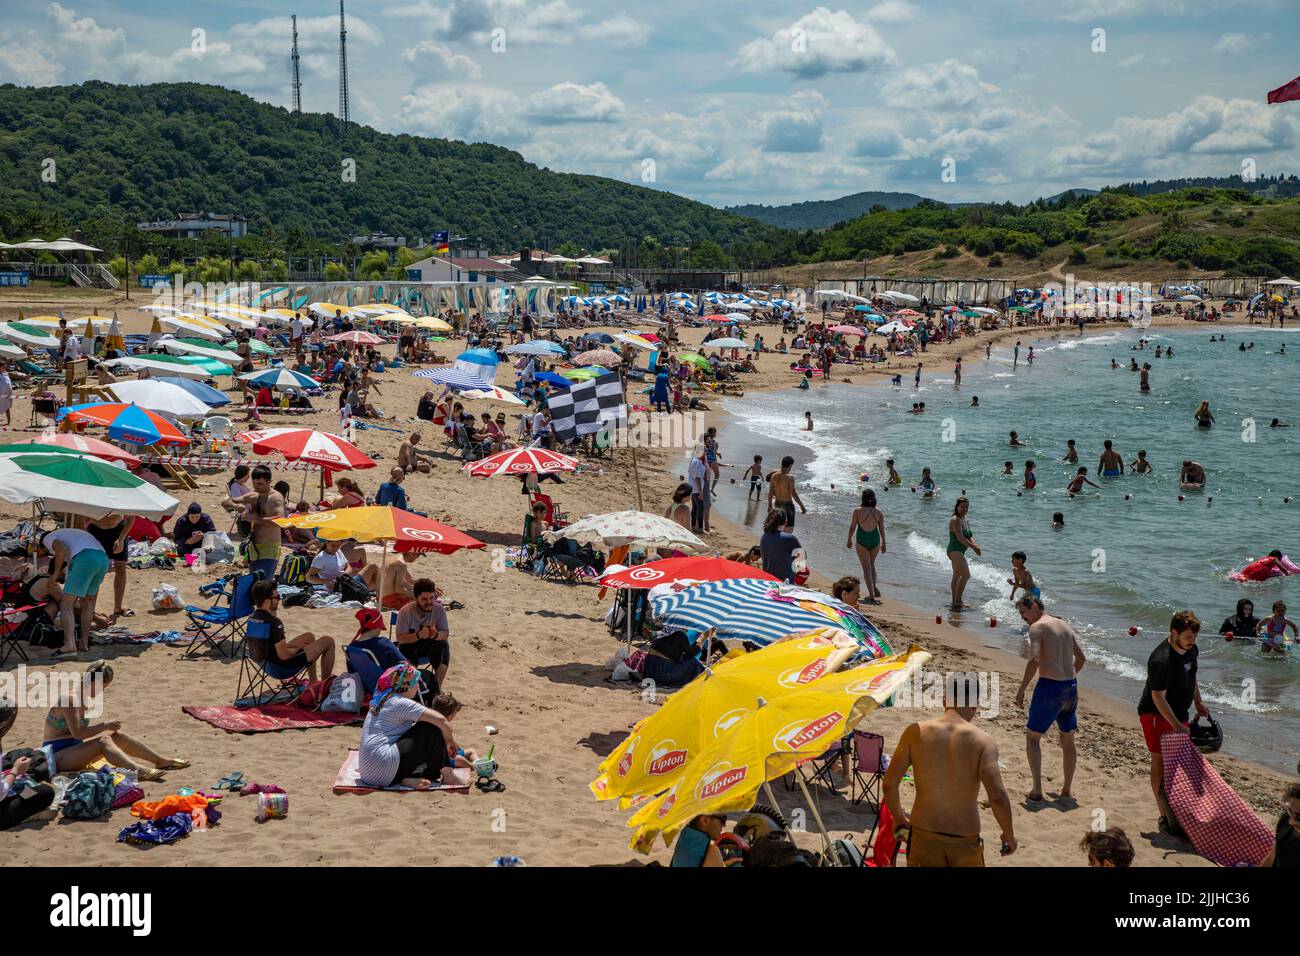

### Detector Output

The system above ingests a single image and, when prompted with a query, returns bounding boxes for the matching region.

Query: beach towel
[332,749,471,795]
[1161,733,1272,867]
[182,703,363,734]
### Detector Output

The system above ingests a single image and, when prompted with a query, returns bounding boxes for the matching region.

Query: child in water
[1130,450,1152,474]
[886,458,902,486]
[743,455,764,501]
[1002,461,1014,475]
[1257,601,1296,655]
[1067,467,1100,496]
[1052,511,1065,530]
[1023,460,1036,490]
[918,467,936,496]
[1007,551,1039,602]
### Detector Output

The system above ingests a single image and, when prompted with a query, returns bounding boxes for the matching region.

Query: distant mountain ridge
[725,191,934,229]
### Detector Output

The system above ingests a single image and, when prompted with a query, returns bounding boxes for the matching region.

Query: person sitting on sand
[395,578,451,688]
[248,579,337,683]
[306,538,371,600]
[670,813,727,867]
[375,467,409,511]
[1014,595,1085,803]
[1,701,57,831]
[357,664,467,790]
[883,672,1016,866]
[1081,828,1134,867]
[830,575,861,609]
[325,476,366,509]
[43,662,189,781]
[349,607,411,693]
[398,433,433,474]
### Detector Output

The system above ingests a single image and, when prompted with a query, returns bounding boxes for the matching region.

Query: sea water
[710,325,1300,773]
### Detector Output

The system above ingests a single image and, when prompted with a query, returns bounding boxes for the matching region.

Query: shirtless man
[767,456,807,530]
[371,551,421,610]
[1015,596,1086,802]
[222,464,286,582]
[1062,439,1078,464]
[1098,439,1124,477]
[397,433,433,474]
[884,672,1017,866]
[1180,460,1206,487]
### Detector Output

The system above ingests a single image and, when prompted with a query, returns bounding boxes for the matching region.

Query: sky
[1,0,1297,209]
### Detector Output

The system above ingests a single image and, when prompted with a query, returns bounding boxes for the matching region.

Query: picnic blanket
[183,703,363,734]
[332,749,471,795]
[1161,733,1272,867]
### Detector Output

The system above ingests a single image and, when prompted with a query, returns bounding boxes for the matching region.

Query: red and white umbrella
[3,433,142,468]
[236,428,376,471]
[463,447,578,477]
[328,331,384,346]
[600,557,778,590]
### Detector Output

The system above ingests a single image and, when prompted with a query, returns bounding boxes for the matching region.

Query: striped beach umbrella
[463,447,578,477]
[153,376,231,407]
[506,340,567,357]
[651,579,892,655]
[328,330,385,346]
[235,428,375,471]
[159,338,242,363]
[0,322,60,349]
[239,366,322,391]
[103,355,225,380]
[0,435,141,468]
[0,452,179,520]
[57,402,191,446]
[413,366,496,390]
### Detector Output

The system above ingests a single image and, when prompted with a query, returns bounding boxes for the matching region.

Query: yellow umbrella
[626,646,930,852]
[416,317,453,332]
[592,629,859,807]
[105,317,125,353]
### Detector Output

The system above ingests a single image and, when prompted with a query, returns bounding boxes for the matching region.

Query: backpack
[278,552,309,587]
[62,768,117,819]
[1,747,52,782]
[337,574,370,604]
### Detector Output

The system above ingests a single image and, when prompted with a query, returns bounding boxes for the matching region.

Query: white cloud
[398,84,525,142]
[1212,33,1257,55]
[49,2,125,60]
[122,43,271,84]
[864,1,921,23]
[881,59,997,110]
[735,7,895,78]
[850,125,912,159]
[0,45,62,86]
[402,41,482,80]
[757,91,827,153]
[525,81,625,123]
[579,14,650,48]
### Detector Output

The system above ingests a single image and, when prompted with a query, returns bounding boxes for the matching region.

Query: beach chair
[0,604,41,668]
[786,734,849,796]
[203,415,233,453]
[234,616,311,707]
[529,492,568,529]
[848,730,886,811]
[182,571,257,659]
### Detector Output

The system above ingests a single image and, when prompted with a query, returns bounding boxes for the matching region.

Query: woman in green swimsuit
[846,489,886,604]
[946,496,981,611]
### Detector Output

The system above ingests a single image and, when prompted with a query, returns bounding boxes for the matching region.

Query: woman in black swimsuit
[85,514,131,617]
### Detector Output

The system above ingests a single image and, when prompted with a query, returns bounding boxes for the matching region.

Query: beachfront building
[137,212,248,240]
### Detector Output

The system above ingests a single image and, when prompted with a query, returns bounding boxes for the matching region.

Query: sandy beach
[0,294,1290,868]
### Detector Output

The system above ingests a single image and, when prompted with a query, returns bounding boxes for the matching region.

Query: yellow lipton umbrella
[591,629,858,807]
[626,646,929,852]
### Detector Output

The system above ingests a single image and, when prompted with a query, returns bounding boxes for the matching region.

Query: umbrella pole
[794,774,837,862]
[631,446,644,512]
[377,538,388,610]
[298,467,308,505]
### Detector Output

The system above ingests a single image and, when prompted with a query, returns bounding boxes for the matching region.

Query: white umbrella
[875,321,912,335]
[460,386,526,407]
[708,337,748,349]
[722,302,754,312]
[0,323,60,349]
[158,338,243,363]
[106,379,213,417]
[103,356,214,381]
[159,315,228,341]
[0,342,25,359]
[1264,277,1300,286]
[971,307,1000,315]
[198,308,259,329]
[888,292,920,303]
[546,510,706,552]
[0,452,179,520]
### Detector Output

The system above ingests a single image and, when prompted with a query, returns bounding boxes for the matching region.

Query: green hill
[725,190,933,229]
[0,81,791,262]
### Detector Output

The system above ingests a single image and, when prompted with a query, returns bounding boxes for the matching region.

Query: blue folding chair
[183,572,258,659]
[234,617,311,708]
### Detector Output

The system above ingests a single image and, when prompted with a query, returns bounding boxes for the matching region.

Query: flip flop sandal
[476,779,506,793]
[50,648,81,660]
[115,608,136,617]
[215,771,246,791]
[446,600,465,610]
[160,759,191,770]
[137,768,166,782]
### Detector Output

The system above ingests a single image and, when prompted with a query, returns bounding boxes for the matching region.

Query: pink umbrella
[897,309,923,317]
[575,348,621,366]
[828,324,867,335]
[6,433,142,467]
[328,331,384,346]
[463,447,578,477]
[236,427,376,471]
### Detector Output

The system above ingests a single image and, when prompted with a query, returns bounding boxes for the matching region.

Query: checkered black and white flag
[548,371,626,444]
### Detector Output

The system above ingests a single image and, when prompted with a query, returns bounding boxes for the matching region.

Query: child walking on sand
[743,455,764,500]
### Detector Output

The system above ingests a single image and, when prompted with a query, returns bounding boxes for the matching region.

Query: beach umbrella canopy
[464,446,578,477]
[415,317,454,332]
[626,647,930,851]
[874,321,911,335]
[652,579,892,655]
[158,338,242,363]
[548,510,705,552]
[723,303,753,312]
[0,342,25,359]
[0,452,178,519]
[175,355,237,376]
[560,367,604,381]
[459,385,526,407]
[676,353,711,369]
[897,308,922,317]
[613,333,657,351]
[0,435,141,468]
[103,355,222,381]
[707,337,747,349]
[413,366,498,390]
[236,428,375,471]
[575,348,621,366]
[506,340,567,357]
[328,330,385,346]
[239,367,322,391]
[152,376,231,407]
[273,506,484,555]
[106,379,212,417]
[1264,277,1300,285]
[58,402,191,446]
[971,306,999,315]
[600,556,777,590]
[454,347,500,380]
[532,371,573,389]
[828,325,866,335]
[0,322,60,349]
[586,333,616,344]
[159,315,228,341]
[592,629,859,805]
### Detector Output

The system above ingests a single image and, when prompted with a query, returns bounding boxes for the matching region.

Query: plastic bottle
[191,547,206,574]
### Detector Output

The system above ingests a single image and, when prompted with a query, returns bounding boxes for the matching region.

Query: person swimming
[1023,460,1036,490]
[1052,511,1065,529]
[1002,461,1014,475]
[1180,460,1206,488]
[1009,431,1025,446]
[1099,440,1124,477]
[1067,467,1100,496]
[1130,450,1152,474]
[1257,601,1296,655]
[918,467,937,495]
[1062,439,1078,464]
[886,459,902,485]
[970,396,980,407]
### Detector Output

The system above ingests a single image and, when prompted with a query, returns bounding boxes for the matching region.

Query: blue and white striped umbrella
[239,367,321,390]
[590,297,612,309]
[454,347,499,383]
[506,340,566,357]
[413,366,495,390]
[651,578,892,656]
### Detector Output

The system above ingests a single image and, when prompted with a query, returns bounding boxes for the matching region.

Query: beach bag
[319,672,362,713]
[1,747,51,783]
[278,552,309,587]
[202,531,235,565]
[63,769,116,819]
[150,583,182,611]
[337,574,370,604]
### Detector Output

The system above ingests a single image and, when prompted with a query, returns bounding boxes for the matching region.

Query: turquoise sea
[710,325,1300,774]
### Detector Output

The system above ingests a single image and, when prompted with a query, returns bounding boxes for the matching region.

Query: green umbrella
[247,339,275,356]
[174,355,235,376]
[0,443,83,457]
[677,353,711,368]
[0,451,179,519]
[560,367,603,381]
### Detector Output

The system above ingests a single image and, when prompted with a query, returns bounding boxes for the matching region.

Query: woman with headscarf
[357,663,459,790]
[1219,599,1260,640]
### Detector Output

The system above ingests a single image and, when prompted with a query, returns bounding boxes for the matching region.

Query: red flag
[1267,75,1300,104]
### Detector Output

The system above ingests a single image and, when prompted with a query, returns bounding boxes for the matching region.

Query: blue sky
[1,0,1297,207]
